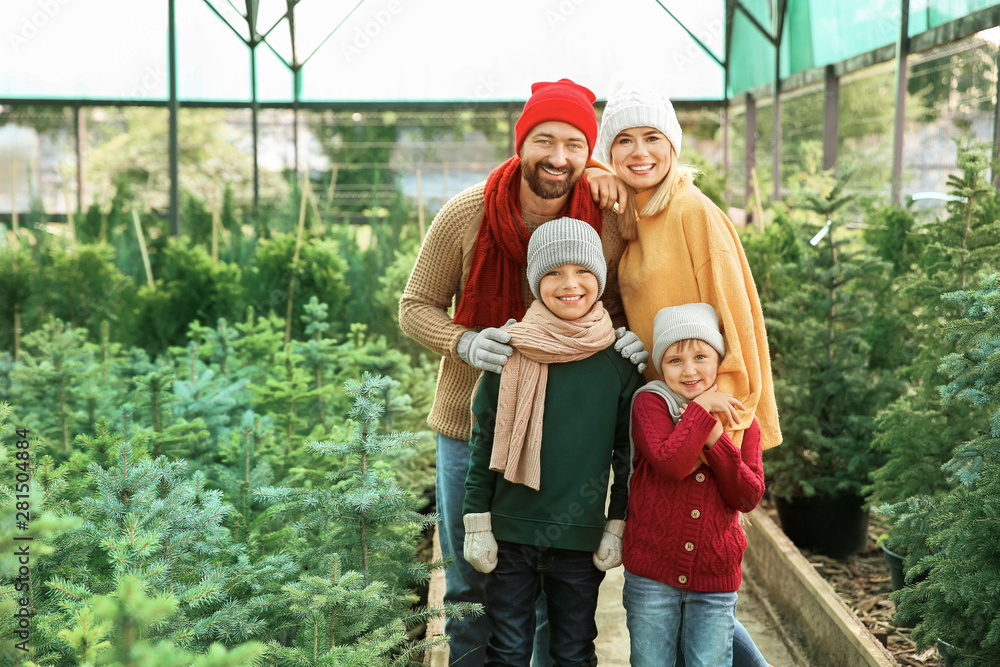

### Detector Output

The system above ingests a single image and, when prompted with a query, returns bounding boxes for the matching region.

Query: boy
[623,302,766,666]
[462,217,642,666]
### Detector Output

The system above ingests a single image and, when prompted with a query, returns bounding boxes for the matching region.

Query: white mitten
[463,512,498,573]
[592,519,626,571]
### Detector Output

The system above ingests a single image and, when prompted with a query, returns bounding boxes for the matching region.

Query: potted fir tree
[867,146,998,597]
[893,275,1000,664]
[764,171,901,558]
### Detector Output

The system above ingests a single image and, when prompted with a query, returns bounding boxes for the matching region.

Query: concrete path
[426,527,809,666]
[595,560,807,666]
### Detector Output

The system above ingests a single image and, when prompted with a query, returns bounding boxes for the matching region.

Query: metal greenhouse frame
[2,0,999,235]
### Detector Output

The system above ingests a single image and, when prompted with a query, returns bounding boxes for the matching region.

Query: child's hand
[692,384,745,426]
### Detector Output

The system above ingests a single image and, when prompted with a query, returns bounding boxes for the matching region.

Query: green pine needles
[257,373,479,665]
[893,275,1000,663]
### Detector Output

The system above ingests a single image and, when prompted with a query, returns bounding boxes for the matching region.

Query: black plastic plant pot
[937,638,960,666]
[775,493,869,559]
[881,543,906,591]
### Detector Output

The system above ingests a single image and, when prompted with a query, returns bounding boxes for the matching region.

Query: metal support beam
[734,0,777,46]
[822,66,839,172]
[772,0,786,202]
[168,0,180,237]
[745,94,756,209]
[74,106,85,213]
[293,68,301,176]
[723,103,730,205]
[891,0,910,204]
[653,0,724,67]
[994,45,1000,188]
[250,45,260,215]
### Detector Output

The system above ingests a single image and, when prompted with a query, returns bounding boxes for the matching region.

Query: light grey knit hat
[527,217,606,301]
[651,303,726,375]
[595,86,682,166]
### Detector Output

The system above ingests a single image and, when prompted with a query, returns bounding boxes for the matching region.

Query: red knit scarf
[453,155,603,328]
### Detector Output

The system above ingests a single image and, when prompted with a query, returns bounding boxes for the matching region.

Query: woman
[592,86,781,666]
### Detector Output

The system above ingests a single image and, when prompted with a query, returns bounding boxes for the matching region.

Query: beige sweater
[399,182,627,441]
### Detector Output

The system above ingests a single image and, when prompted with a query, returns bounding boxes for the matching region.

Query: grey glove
[456,319,516,374]
[614,327,649,374]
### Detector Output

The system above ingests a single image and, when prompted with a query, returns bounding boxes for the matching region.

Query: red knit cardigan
[623,394,765,593]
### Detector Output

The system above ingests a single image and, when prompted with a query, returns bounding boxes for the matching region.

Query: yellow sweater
[618,182,782,449]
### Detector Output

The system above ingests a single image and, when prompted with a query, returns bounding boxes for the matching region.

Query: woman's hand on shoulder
[586,168,629,212]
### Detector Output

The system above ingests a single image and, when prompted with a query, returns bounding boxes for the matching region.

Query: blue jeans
[485,541,605,667]
[436,433,550,666]
[624,570,741,667]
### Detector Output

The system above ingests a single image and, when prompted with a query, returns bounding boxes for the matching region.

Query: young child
[623,303,765,667]
[462,217,643,666]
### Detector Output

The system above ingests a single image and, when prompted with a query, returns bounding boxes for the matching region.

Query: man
[399,78,646,666]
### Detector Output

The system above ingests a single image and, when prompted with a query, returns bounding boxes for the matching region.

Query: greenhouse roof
[3,0,997,107]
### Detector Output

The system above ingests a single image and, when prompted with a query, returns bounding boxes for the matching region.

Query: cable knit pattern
[618,182,781,449]
[623,393,764,593]
[399,182,627,441]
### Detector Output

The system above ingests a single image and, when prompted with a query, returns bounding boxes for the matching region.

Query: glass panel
[256,0,289,36]
[294,1,357,64]
[301,0,723,102]
[204,0,250,42]
[657,0,726,63]
[178,0,251,102]
[263,16,295,67]
[257,45,294,103]
[0,0,166,100]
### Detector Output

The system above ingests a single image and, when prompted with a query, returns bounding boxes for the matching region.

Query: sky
[0,0,726,103]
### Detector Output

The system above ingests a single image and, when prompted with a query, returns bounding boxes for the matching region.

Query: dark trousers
[484,541,605,667]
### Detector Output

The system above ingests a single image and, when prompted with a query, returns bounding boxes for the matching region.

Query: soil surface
[761,500,942,666]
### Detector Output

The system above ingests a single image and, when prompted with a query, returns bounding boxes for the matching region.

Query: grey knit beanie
[651,303,726,375]
[595,86,682,166]
[527,217,607,301]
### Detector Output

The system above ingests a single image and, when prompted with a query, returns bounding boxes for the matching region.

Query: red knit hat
[515,78,598,155]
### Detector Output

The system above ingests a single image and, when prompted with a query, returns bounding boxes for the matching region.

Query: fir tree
[868,146,999,557]
[59,575,269,666]
[764,171,902,498]
[172,342,248,459]
[190,317,241,382]
[297,296,337,429]
[0,403,80,663]
[892,275,1000,660]
[12,316,99,452]
[213,411,277,547]
[251,343,318,463]
[256,373,478,664]
[232,306,286,386]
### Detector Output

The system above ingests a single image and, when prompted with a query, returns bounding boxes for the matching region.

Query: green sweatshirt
[464,345,642,552]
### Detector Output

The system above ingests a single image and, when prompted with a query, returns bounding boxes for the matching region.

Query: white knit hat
[595,86,682,166]
[527,217,607,301]
[651,303,725,375]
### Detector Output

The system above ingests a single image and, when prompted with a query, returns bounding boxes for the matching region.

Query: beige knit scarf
[489,299,616,490]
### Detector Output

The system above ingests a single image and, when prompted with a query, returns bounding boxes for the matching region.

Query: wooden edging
[424,526,449,667]
[743,507,897,667]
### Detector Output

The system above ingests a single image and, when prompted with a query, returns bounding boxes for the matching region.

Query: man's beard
[521,160,581,199]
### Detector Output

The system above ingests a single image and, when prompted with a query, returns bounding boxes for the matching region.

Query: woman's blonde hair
[616,142,699,241]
